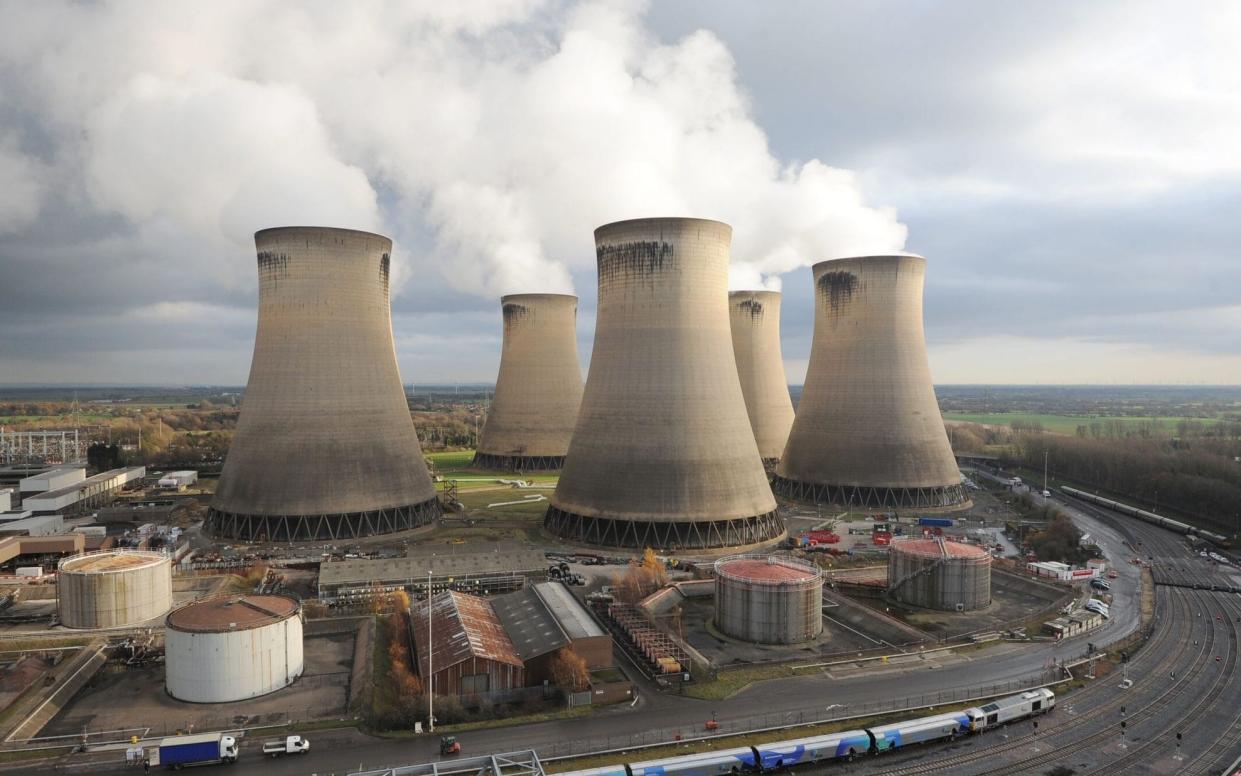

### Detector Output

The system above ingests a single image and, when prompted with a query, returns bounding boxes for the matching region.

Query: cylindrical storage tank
[546,218,781,550]
[165,595,304,703]
[887,539,991,611]
[474,293,584,471]
[729,291,795,466]
[57,550,173,629]
[713,554,823,644]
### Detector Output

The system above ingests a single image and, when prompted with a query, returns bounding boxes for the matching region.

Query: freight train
[1060,486,1232,549]
[562,689,1055,776]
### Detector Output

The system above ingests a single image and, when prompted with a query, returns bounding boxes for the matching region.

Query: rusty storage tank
[729,290,795,466]
[207,227,440,541]
[546,218,781,550]
[714,554,823,643]
[165,595,304,703]
[773,255,969,510]
[887,538,991,611]
[57,550,173,629]
[474,294,584,470]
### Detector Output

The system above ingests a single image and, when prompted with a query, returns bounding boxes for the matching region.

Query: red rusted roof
[893,538,989,559]
[410,591,523,677]
[166,595,299,633]
[718,557,819,583]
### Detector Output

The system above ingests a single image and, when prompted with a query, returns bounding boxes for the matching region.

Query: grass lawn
[943,412,1191,435]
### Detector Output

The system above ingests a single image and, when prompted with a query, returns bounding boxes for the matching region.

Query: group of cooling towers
[204,217,971,551]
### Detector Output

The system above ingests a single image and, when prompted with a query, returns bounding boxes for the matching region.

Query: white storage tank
[165,595,304,703]
[57,550,173,629]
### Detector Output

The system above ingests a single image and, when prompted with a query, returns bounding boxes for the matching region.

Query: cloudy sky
[0,0,1238,386]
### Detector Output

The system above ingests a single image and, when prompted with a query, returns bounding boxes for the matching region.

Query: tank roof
[166,595,298,633]
[893,539,989,559]
[60,551,165,573]
[716,556,821,584]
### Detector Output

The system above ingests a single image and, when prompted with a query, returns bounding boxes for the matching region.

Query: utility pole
[427,569,434,734]
[1043,450,1049,493]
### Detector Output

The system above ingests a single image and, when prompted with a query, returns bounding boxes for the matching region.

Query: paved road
[1,500,1199,776]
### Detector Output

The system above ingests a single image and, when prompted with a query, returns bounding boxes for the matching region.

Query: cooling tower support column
[545,218,782,550]
[474,294,584,471]
[773,255,969,510]
[729,291,795,467]
[207,226,441,541]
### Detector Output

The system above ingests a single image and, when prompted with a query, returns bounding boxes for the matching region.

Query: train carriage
[966,688,1055,731]
[867,712,971,752]
[627,747,757,776]
[753,730,871,766]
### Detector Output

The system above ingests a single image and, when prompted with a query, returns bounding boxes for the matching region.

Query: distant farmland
[942,412,1198,435]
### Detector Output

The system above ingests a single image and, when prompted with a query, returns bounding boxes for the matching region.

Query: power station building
[773,255,968,510]
[729,291,796,466]
[208,227,440,541]
[474,294,584,470]
[546,218,781,550]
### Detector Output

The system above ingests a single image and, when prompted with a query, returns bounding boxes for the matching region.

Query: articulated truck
[157,733,239,769]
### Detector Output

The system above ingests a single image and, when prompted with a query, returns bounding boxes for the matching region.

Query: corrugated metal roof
[411,591,523,675]
[319,547,546,587]
[533,582,605,640]
[491,587,568,661]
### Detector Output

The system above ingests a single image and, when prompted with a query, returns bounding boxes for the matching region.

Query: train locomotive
[1061,486,1232,549]
[560,689,1054,776]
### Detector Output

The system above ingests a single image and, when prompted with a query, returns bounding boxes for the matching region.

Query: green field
[943,412,1194,435]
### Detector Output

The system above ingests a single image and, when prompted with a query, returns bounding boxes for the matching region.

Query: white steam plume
[0,0,905,297]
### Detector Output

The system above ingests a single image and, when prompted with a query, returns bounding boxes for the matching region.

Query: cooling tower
[772,255,969,509]
[729,291,796,466]
[474,294,584,470]
[545,218,782,550]
[207,226,440,541]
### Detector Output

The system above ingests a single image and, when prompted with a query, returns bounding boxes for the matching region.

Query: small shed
[410,590,524,697]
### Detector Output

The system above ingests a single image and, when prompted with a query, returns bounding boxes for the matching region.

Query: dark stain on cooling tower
[380,253,391,295]
[502,302,530,327]
[256,251,290,278]
[597,241,675,280]
[737,298,764,321]
[817,271,858,313]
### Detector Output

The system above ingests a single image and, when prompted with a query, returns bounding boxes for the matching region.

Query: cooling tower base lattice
[544,506,783,550]
[207,497,441,542]
[771,477,969,510]
[471,453,566,472]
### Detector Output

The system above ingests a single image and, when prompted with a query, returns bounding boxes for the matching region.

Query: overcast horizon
[1,1,1238,386]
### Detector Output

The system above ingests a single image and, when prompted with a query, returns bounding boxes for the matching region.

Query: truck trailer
[157,733,239,769]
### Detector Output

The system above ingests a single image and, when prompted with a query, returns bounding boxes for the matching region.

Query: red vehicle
[805,531,840,545]
[872,531,893,546]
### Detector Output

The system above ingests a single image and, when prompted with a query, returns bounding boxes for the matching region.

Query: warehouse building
[316,547,546,603]
[491,582,613,682]
[0,489,11,513]
[157,471,198,490]
[410,590,525,697]
[22,467,145,516]
[0,514,64,536]
[19,467,86,498]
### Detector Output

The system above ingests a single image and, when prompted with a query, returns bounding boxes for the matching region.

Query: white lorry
[262,735,310,757]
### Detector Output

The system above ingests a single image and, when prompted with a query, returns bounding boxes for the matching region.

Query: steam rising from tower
[474,294,584,470]
[729,290,796,466]
[546,218,782,549]
[208,226,440,540]
[773,255,968,509]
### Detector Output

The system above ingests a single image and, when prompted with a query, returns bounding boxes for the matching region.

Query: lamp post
[427,569,434,734]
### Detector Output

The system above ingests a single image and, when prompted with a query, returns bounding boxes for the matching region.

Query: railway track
[862,585,1207,775]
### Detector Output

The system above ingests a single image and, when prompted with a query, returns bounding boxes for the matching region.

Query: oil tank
[887,538,991,611]
[773,255,969,510]
[474,294,584,470]
[714,554,823,644]
[164,595,304,703]
[546,218,781,550]
[207,226,440,541]
[56,550,173,629]
[729,290,795,466]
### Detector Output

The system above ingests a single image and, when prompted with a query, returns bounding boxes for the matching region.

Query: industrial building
[207,226,441,541]
[728,291,796,466]
[713,554,823,644]
[21,467,145,516]
[0,534,85,566]
[547,218,781,550]
[316,547,547,603]
[474,294,584,471]
[165,595,304,703]
[57,550,172,629]
[887,538,991,611]
[410,590,525,697]
[157,470,198,490]
[19,467,85,498]
[0,514,64,536]
[491,582,613,682]
[773,255,968,510]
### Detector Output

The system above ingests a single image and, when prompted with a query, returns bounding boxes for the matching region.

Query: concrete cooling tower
[473,294,584,470]
[729,291,796,466]
[546,218,782,550]
[208,226,440,541]
[773,255,969,510]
